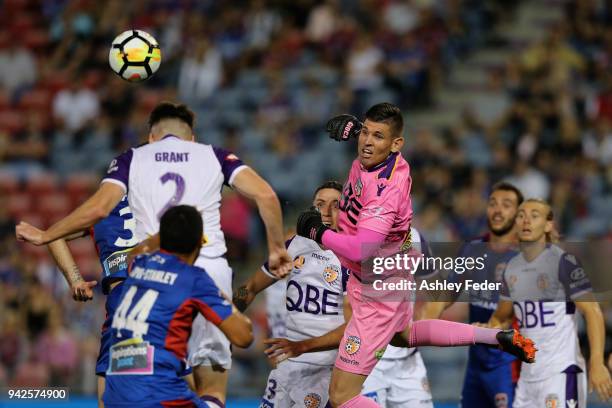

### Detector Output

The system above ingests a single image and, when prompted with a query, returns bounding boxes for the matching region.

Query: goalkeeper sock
[408,319,497,347]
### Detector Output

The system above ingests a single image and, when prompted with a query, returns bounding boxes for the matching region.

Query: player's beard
[488,217,514,237]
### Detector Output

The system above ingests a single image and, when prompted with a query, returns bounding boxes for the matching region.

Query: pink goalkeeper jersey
[337,152,413,274]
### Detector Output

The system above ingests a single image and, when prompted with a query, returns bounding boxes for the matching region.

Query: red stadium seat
[0,110,25,134]
[18,212,43,228]
[22,29,49,52]
[18,88,51,111]
[25,173,58,196]
[6,192,32,217]
[0,89,11,112]
[69,237,96,257]
[9,12,36,33]
[65,174,97,206]
[36,192,71,218]
[0,173,20,194]
[21,242,48,261]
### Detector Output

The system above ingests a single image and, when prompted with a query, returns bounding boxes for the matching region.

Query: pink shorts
[335,273,412,375]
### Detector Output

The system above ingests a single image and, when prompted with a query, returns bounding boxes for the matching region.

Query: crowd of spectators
[1,0,611,398]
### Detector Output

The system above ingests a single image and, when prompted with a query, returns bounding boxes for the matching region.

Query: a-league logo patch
[374,347,386,360]
[323,265,339,284]
[304,393,321,408]
[345,336,361,355]
[494,392,508,408]
[545,394,559,408]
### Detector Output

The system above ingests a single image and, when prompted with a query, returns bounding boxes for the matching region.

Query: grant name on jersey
[155,152,190,162]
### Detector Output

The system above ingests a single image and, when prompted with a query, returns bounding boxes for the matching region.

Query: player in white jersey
[233,181,347,407]
[487,199,612,407]
[15,102,293,407]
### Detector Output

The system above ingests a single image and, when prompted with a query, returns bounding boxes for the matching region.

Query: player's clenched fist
[326,114,362,142]
[267,246,292,278]
[296,207,329,244]
[15,221,46,246]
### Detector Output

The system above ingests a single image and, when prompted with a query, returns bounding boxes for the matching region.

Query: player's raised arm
[47,232,97,302]
[16,182,124,245]
[231,167,292,277]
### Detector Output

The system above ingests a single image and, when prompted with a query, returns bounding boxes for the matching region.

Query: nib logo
[566,400,577,408]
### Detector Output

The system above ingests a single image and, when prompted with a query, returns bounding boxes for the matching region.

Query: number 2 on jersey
[157,172,186,220]
[112,286,159,338]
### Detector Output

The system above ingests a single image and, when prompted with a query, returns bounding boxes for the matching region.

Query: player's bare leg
[329,368,379,407]
[97,376,105,408]
[193,365,228,406]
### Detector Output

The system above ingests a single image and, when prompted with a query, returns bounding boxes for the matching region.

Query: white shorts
[362,350,433,408]
[187,256,233,369]
[260,360,333,408]
[513,364,586,408]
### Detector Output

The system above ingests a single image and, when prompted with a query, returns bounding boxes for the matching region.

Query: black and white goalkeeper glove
[326,114,362,142]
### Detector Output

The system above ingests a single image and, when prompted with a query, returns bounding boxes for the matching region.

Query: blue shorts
[460,361,515,408]
[103,374,205,407]
[96,281,124,376]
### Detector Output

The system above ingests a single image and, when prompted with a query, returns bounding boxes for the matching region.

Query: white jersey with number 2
[101,135,248,259]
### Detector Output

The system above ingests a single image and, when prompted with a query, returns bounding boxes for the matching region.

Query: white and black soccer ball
[109,30,161,82]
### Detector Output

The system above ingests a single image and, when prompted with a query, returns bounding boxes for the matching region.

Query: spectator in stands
[0,35,37,98]
[52,78,100,133]
[178,37,223,102]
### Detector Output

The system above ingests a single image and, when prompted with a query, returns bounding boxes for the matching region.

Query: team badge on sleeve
[344,336,361,355]
[323,265,339,284]
[304,393,321,408]
[293,256,305,270]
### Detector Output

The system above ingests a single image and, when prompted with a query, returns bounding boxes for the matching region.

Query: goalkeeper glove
[326,114,362,142]
[296,207,329,244]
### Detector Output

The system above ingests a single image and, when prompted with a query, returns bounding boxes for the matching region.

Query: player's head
[148,102,195,142]
[487,182,524,237]
[313,181,342,230]
[516,199,557,244]
[358,103,404,169]
[159,205,203,264]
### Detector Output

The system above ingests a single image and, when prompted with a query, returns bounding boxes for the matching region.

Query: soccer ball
[109,30,161,82]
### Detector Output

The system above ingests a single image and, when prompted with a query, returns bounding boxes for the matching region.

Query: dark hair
[160,205,203,255]
[313,180,343,199]
[365,102,404,138]
[491,182,524,205]
[148,102,195,129]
